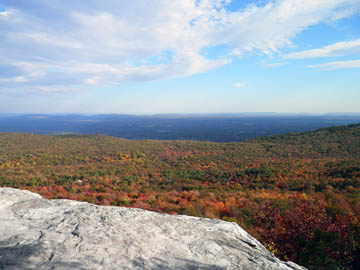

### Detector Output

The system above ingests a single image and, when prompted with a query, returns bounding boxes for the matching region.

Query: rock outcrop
[0,188,307,270]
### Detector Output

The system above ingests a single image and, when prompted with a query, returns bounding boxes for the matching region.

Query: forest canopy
[0,124,359,270]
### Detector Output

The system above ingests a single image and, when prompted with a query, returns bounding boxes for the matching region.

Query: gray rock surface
[0,188,307,270]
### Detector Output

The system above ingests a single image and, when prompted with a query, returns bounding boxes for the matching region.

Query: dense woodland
[0,124,359,270]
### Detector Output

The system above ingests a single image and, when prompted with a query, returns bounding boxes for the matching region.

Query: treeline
[0,124,359,270]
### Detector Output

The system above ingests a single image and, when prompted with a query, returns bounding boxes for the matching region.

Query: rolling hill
[0,124,359,270]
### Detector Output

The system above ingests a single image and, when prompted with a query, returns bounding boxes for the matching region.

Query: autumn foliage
[0,124,359,270]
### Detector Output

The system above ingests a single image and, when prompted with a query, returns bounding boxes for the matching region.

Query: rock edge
[0,188,307,270]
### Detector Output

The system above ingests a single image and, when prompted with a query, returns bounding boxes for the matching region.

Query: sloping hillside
[0,124,359,269]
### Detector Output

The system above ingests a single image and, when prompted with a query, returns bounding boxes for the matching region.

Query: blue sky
[0,0,360,114]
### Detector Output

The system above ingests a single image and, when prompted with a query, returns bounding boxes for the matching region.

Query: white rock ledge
[0,188,307,270]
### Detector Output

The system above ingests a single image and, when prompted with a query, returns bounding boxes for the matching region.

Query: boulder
[0,188,307,270]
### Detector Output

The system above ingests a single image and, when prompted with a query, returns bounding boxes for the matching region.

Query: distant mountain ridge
[0,113,360,142]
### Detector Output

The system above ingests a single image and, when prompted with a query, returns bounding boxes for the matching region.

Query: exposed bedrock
[0,188,307,270]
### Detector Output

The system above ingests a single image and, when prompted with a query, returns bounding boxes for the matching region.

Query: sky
[0,0,360,114]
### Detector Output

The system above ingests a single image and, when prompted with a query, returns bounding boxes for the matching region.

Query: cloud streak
[263,62,288,67]
[285,39,360,59]
[1,0,360,93]
[308,59,360,70]
[234,82,247,88]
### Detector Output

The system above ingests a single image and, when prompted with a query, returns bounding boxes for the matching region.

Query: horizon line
[1,112,360,116]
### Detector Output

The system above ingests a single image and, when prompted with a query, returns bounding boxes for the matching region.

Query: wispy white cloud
[0,76,28,83]
[17,33,83,49]
[263,62,288,67]
[285,39,360,59]
[216,0,360,56]
[1,0,360,92]
[234,82,247,88]
[308,59,360,70]
[0,11,9,17]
